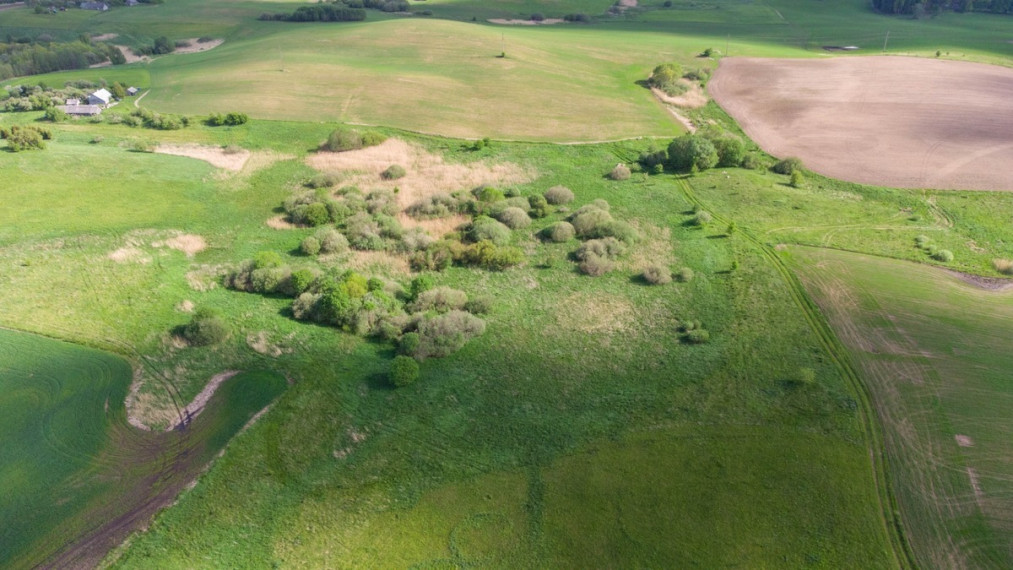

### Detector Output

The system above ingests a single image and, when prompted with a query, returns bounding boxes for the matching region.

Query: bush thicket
[608,163,632,181]
[182,308,229,346]
[668,134,718,171]
[544,185,575,205]
[542,221,575,243]
[772,157,804,175]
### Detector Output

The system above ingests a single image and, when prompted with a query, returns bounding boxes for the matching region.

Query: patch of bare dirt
[487,18,565,25]
[944,269,1013,291]
[153,233,207,257]
[709,56,1013,191]
[306,138,534,211]
[92,33,118,41]
[955,435,974,447]
[176,300,195,313]
[155,144,251,171]
[113,45,147,64]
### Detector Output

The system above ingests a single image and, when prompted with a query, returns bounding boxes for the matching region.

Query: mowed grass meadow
[791,248,1013,569]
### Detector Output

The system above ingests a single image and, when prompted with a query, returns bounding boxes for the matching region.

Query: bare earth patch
[397,213,469,239]
[155,144,251,171]
[92,33,118,41]
[306,138,534,211]
[488,18,564,25]
[709,56,1013,191]
[955,434,974,447]
[176,300,195,313]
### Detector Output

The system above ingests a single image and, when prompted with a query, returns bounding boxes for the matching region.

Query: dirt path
[133,89,148,108]
[167,370,239,431]
[709,56,1013,191]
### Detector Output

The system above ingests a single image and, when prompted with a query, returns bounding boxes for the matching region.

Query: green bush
[642,265,672,284]
[322,126,385,152]
[711,136,745,167]
[691,211,712,226]
[667,135,718,171]
[398,332,421,356]
[497,207,531,229]
[412,310,486,360]
[316,228,349,254]
[789,169,805,188]
[933,249,954,262]
[43,107,67,122]
[305,174,339,189]
[290,269,317,295]
[741,154,763,170]
[527,194,549,218]
[542,221,575,243]
[608,163,631,181]
[381,164,406,180]
[410,286,468,313]
[544,185,575,205]
[772,157,804,175]
[300,236,321,256]
[182,308,229,346]
[461,240,524,270]
[473,185,505,203]
[684,328,710,344]
[570,207,613,238]
[468,216,512,245]
[389,355,420,387]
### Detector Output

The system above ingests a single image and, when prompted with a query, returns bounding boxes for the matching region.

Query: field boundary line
[675,177,917,570]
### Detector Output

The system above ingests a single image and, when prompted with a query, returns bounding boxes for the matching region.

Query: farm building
[59,104,103,116]
[80,2,109,10]
[87,89,112,106]
[126,87,139,96]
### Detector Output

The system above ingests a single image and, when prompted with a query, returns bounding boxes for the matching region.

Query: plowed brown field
[709,56,1013,191]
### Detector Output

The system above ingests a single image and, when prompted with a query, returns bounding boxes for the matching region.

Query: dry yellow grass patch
[488,18,565,25]
[345,250,411,277]
[397,212,469,239]
[554,292,636,335]
[266,215,301,230]
[155,144,251,171]
[651,82,708,109]
[306,138,534,210]
[153,233,207,257]
[247,331,286,357]
[176,299,196,313]
[108,246,150,264]
[624,223,673,271]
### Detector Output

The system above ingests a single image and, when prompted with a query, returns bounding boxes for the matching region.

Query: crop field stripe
[674,177,916,570]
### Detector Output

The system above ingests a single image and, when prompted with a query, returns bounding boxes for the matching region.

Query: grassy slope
[0,328,287,568]
[790,247,1013,569]
[105,139,893,568]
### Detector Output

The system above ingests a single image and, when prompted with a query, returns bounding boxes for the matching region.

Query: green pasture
[0,327,286,568]
[790,247,1013,569]
[99,136,893,567]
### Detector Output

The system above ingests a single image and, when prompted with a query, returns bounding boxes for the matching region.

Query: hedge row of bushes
[224,255,488,361]
[1,124,51,151]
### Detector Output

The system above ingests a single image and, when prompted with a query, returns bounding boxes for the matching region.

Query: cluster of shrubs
[133,36,175,56]
[260,4,366,22]
[563,12,592,22]
[224,257,488,362]
[180,308,229,346]
[126,107,191,130]
[0,124,52,151]
[647,62,712,97]
[321,126,386,152]
[205,112,249,127]
[679,319,710,344]
[914,235,953,263]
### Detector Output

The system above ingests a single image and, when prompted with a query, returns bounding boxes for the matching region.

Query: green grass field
[2,0,1012,565]
[791,247,1013,569]
[0,328,286,568]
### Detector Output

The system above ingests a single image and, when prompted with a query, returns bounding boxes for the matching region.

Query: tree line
[0,39,122,81]
[871,0,1012,15]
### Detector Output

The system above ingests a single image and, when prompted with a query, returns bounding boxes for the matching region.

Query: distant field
[792,247,1013,569]
[0,328,286,568]
[710,56,1013,191]
[135,19,687,141]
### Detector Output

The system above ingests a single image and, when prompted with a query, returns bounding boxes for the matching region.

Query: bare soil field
[709,56,1013,191]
